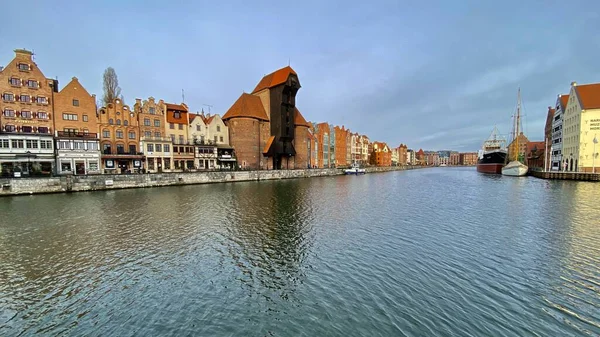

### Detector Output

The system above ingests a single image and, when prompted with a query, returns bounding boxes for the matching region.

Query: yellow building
[562,82,600,172]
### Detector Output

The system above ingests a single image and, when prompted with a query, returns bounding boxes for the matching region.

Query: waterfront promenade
[0,165,420,197]
[530,170,600,181]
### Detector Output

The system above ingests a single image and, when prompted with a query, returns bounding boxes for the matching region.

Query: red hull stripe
[477,163,503,174]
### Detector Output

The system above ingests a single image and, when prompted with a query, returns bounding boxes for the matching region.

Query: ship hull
[477,150,507,174]
[501,160,528,176]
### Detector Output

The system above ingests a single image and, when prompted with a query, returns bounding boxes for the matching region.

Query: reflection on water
[0,168,599,336]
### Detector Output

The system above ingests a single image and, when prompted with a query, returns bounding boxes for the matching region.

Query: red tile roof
[203,115,215,125]
[294,108,310,128]
[559,94,569,110]
[222,93,269,121]
[545,107,555,136]
[575,83,600,109]
[252,66,297,94]
[166,103,188,112]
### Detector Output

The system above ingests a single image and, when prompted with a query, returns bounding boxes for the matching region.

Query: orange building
[334,125,349,167]
[398,144,408,165]
[416,149,425,165]
[459,152,477,165]
[370,141,392,166]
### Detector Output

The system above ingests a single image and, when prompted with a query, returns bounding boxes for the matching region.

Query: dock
[530,170,600,182]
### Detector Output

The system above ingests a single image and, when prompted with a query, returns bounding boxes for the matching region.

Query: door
[75,162,86,175]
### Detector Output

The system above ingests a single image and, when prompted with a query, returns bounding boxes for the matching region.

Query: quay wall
[0,165,421,196]
[530,170,600,182]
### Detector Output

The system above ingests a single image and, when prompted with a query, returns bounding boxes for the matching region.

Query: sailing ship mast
[515,88,521,162]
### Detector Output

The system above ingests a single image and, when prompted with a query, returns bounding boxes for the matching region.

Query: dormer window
[174,112,181,119]
[149,107,155,114]
[18,63,30,71]
[9,78,20,86]
[27,80,38,88]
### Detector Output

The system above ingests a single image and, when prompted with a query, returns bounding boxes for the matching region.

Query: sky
[2,0,600,151]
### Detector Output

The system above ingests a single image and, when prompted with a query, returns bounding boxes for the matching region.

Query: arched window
[124,120,128,126]
[117,119,121,125]
[109,118,114,125]
[102,129,110,138]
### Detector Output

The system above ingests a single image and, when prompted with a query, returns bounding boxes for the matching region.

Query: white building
[55,131,101,175]
[0,133,54,177]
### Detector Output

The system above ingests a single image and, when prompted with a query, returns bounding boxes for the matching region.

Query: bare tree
[102,67,122,104]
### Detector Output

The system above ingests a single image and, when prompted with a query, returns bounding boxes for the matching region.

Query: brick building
[54,77,101,174]
[0,49,56,176]
[334,125,348,167]
[98,98,142,173]
[370,141,392,166]
[459,152,477,165]
[314,122,330,168]
[223,66,309,170]
[450,151,460,166]
[398,144,408,165]
[526,141,545,170]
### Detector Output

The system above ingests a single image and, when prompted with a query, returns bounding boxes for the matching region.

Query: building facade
[54,77,100,174]
[459,152,477,165]
[449,151,460,166]
[544,106,555,171]
[551,94,568,170]
[134,97,171,172]
[562,82,600,172]
[0,49,56,177]
[98,98,143,173]
[370,141,391,166]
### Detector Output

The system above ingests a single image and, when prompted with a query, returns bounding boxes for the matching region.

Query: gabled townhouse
[551,94,569,170]
[54,77,101,175]
[562,81,600,172]
[0,49,56,177]
[98,98,142,173]
[544,106,555,171]
[134,97,172,173]
[370,141,391,167]
[165,102,194,171]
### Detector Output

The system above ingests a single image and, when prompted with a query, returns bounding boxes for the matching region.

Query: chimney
[571,81,577,86]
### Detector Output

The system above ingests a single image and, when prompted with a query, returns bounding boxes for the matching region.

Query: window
[3,109,15,117]
[36,96,48,104]
[0,139,8,148]
[27,80,38,88]
[178,124,183,130]
[20,94,30,103]
[2,93,14,101]
[164,144,170,153]
[155,144,162,152]
[72,99,79,106]
[117,144,125,154]
[144,118,150,126]
[164,158,171,169]
[149,107,155,114]
[4,125,15,132]
[22,126,33,133]
[103,144,111,153]
[147,144,154,152]
[116,130,123,139]
[109,118,114,125]
[102,130,110,138]
[170,134,175,142]
[154,131,161,138]
[116,119,121,125]
[38,127,49,134]
[12,139,24,148]
[128,131,135,139]
[37,111,48,119]
[88,142,98,150]
[9,78,20,86]
[179,135,184,144]
[169,123,174,129]
[154,119,160,127]
[174,112,181,119]
[129,145,136,154]
[214,136,218,143]
[145,131,151,137]
[18,63,30,71]
[21,110,32,119]
[89,161,99,171]
[196,124,201,131]
[220,136,224,142]
[63,128,77,134]
[63,113,78,121]
[41,140,52,149]
[82,114,88,122]
[124,120,128,126]
[26,140,38,149]
[217,125,221,132]
[72,142,84,150]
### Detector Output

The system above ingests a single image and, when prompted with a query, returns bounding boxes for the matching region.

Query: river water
[0,168,599,336]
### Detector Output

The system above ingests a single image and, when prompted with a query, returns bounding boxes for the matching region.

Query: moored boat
[502,88,529,177]
[344,163,366,175]
[477,126,507,174]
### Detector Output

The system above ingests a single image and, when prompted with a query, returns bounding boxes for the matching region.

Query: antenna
[288,58,290,67]
[203,104,213,114]
[182,89,185,103]
[32,49,35,61]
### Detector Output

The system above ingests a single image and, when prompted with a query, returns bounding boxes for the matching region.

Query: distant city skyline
[2,0,599,151]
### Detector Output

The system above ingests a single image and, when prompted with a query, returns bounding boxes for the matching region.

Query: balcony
[140,136,172,142]
[56,131,98,139]
[102,148,144,158]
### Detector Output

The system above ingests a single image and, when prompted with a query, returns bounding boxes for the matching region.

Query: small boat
[345,163,366,175]
[502,88,529,177]
[440,164,447,167]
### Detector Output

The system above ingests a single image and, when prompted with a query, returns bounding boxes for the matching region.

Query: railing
[140,136,172,142]
[102,149,143,155]
[56,131,98,139]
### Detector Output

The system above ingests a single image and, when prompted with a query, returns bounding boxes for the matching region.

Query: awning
[263,136,276,156]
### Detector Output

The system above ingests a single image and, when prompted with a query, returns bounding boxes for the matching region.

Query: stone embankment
[0,166,420,196]
[530,170,600,181]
